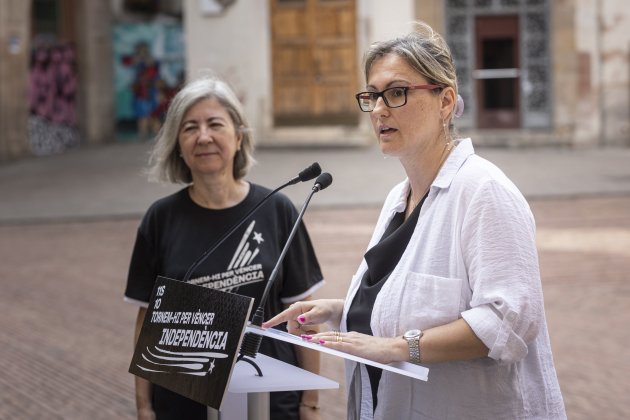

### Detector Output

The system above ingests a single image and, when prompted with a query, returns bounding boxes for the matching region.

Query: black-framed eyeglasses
[355,84,443,112]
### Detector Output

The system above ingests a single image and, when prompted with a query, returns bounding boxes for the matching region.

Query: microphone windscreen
[298,162,322,182]
[315,172,333,190]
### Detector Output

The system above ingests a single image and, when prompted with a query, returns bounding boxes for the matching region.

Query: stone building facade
[0,0,628,160]
[182,0,630,148]
[424,0,629,147]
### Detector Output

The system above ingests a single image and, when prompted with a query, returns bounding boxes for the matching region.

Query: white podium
[213,326,429,419]
[214,353,338,420]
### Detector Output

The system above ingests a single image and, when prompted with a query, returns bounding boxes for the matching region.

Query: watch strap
[403,330,423,364]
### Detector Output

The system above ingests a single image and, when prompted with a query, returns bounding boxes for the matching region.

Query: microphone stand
[237,174,332,375]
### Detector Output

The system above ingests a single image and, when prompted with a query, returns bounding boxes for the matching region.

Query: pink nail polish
[298,315,306,323]
[319,339,325,345]
[301,334,312,340]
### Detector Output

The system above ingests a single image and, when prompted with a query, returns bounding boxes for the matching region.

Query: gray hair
[147,76,255,184]
[363,22,459,122]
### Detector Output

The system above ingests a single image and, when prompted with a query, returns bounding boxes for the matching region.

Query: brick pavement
[0,196,629,419]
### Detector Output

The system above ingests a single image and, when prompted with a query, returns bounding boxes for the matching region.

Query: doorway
[474,15,520,129]
[270,0,358,126]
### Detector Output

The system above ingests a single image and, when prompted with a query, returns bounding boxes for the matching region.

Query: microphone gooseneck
[181,162,322,282]
[239,173,333,360]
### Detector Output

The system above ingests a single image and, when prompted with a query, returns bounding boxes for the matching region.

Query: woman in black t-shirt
[125,76,324,420]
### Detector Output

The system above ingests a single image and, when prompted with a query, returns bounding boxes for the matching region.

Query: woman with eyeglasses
[264,22,566,419]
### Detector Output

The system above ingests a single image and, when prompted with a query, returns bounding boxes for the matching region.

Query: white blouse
[341,139,566,419]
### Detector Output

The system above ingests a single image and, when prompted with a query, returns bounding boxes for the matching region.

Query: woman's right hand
[262,299,345,335]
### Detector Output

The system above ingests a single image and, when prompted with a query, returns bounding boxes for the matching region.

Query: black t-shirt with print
[125,184,323,420]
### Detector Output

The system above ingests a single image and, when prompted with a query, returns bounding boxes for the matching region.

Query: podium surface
[246,326,429,381]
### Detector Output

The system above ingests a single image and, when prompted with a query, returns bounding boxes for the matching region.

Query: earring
[454,94,465,118]
[442,118,452,146]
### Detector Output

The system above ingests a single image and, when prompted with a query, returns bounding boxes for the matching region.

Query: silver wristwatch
[403,329,424,364]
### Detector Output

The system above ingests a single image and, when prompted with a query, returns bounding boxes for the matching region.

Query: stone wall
[75,0,114,146]
[0,0,31,160]
[599,0,630,144]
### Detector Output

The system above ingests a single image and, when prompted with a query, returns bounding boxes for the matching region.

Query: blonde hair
[147,76,255,184]
[363,22,459,122]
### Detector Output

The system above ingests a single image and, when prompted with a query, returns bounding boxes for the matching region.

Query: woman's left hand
[302,330,407,365]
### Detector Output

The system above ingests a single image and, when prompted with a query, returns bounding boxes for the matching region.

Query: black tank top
[346,193,426,410]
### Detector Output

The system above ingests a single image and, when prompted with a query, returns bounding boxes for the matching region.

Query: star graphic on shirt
[253,231,264,244]
[208,359,216,374]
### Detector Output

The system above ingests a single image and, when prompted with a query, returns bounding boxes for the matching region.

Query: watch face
[404,329,422,339]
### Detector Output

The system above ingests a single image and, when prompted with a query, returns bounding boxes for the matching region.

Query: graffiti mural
[113,22,185,140]
[28,41,79,155]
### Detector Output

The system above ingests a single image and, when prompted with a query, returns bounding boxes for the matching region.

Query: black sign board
[129,276,253,409]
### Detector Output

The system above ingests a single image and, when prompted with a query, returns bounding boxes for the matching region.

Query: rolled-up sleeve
[460,180,544,364]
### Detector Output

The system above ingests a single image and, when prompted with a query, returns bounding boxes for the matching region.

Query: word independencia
[158,328,228,350]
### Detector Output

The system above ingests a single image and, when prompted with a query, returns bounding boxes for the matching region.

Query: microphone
[239,172,333,361]
[312,172,333,192]
[287,162,322,186]
[181,162,322,282]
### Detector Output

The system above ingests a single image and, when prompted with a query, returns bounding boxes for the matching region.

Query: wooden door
[270,0,358,126]
[474,15,520,129]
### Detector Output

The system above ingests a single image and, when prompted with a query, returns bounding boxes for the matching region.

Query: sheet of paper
[246,326,428,381]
